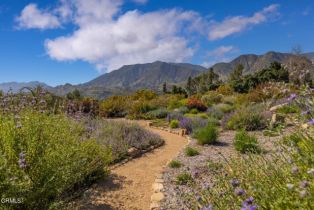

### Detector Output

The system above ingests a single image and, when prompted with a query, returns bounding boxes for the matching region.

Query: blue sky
[0,0,313,86]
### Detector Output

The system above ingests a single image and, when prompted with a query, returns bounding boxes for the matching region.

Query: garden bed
[159,127,296,210]
[85,119,165,165]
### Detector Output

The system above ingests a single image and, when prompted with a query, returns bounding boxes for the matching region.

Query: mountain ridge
[0,81,52,93]
[211,51,314,80]
[1,51,313,98]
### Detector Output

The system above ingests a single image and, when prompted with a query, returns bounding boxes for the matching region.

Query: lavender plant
[0,111,111,209]
[193,89,314,209]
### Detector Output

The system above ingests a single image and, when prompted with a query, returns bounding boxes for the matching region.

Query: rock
[150,202,160,210]
[270,103,288,112]
[181,129,187,136]
[302,123,309,129]
[156,174,163,179]
[152,183,164,192]
[121,159,128,164]
[270,113,285,129]
[155,178,164,183]
[261,111,273,121]
[127,147,139,157]
[151,192,164,202]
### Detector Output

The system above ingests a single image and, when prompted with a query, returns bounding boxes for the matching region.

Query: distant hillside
[52,61,206,98]
[85,61,206,89]
[211,51,314,80]
[303,52,314,61]
[0,81,52,93]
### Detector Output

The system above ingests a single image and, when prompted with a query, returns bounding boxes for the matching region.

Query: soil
[72,120,188,210]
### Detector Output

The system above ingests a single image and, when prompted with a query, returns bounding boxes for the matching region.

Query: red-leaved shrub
[187,98,207,111]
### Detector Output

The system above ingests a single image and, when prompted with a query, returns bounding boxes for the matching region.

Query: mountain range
[0,81,52,93]
[212,51,314,80]
[1,51,313,98]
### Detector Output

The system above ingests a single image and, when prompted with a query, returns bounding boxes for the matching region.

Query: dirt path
[76,121,188,210]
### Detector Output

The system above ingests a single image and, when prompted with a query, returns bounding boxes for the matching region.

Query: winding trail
[77,121,188,210]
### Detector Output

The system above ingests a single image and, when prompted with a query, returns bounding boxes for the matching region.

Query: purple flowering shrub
[194,90,314,209]
[0,111,111,209]
[179,117,208,134]
[226,104,267,131]
[167,111,184,122]
[90,120,164,161]
[196,127,314,209]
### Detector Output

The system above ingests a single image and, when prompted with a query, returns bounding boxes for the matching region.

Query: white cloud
[207,46,237,57]
[16,1,280,72]
[71,0,123,26]
[16,3,61,30]
[45,1,198,72]
[208,4,279,40]
[202,57,231,68]
[202,45,238,67]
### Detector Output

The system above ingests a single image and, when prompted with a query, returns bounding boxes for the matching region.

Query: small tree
[162,82,168,94]
[172,85,178,94]
[186,76,194,96]
[67,89,81,100]
[229,64,244,81]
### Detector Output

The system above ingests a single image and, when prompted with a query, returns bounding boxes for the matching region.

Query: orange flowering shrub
[187,98,207,111]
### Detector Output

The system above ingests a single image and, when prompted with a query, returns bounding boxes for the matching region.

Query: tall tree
[67,89,81,100]
[208,68,219,84]
[229,64,244,81]
[186,76,194,96]
[172,85,178,94]
[162,82,167,94]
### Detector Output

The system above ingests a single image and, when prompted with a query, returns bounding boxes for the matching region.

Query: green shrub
[131,89,157,100]
[0,111,111,209]
[194,124,219,145]
[207,160,223,170]
[190,108,199,114]
[185,147,199,156]
[277,104,300,114]
[100,96,128,117]
[201,92,223,106]
[127,100,155,119]
[233,130,261,153]
[168,98,187,110]
[176,172,193,185]
[216,84,234,95]
[227,105,267,131]
[177,106,189,114]
[150,94,183,109]
[207,107,224,120]
[184,113,208,119]
[146,108,168,119]
[168,160,182,168]
[170,120,179,128]
[207,117,220,126]
[222,95,237,105]
[214,103,235,113]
